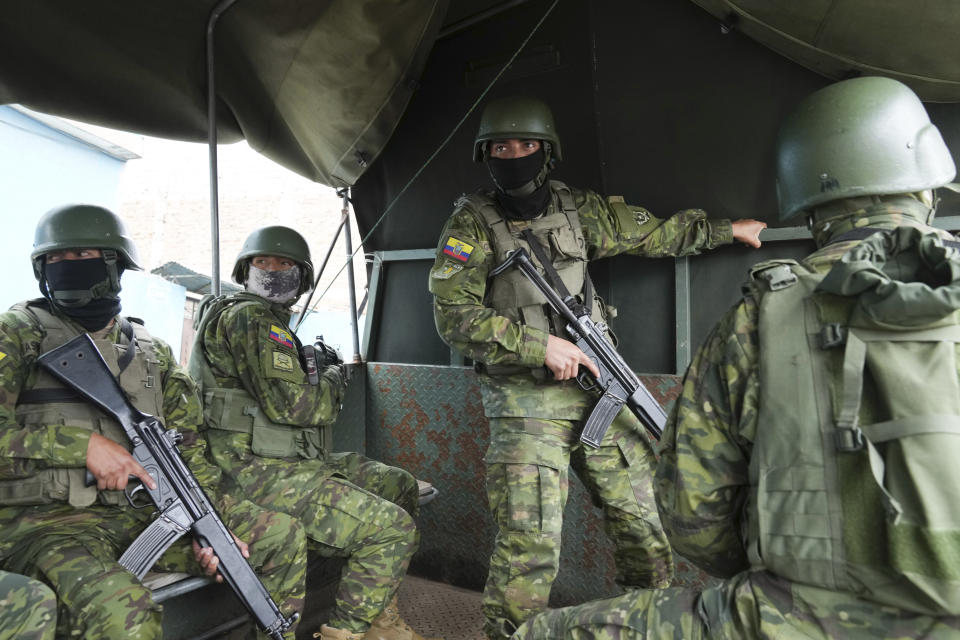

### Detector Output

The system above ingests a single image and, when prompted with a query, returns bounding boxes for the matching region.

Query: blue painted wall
[0,106,128,306]
[0,106,187,353]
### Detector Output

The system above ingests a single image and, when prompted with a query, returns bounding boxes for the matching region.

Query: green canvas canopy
[0,0,447,186]
[690,0,960,103]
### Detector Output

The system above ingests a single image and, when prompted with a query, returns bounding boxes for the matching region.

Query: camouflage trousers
[0,569,57,640]
[207,436,420,634]
[0,498,307,640]
[513,570,960,639]
[482,413,673,639]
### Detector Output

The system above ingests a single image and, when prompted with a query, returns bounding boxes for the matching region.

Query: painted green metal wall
[354,363,718,604]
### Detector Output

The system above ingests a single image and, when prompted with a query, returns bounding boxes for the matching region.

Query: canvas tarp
[689,0,960,103]
[0,0,447,186]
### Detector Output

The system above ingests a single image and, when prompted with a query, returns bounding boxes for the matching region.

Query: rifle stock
[492,248,666,445]
[38,334,298,639]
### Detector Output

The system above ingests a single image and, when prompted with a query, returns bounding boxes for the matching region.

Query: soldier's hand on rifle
[545,335,600,381]
[85,432,157,491]
[192,533,250,583]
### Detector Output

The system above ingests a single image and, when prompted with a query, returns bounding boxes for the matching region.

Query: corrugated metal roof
[151,261,241,295]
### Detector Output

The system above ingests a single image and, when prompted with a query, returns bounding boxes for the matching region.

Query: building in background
[1,106,366,363]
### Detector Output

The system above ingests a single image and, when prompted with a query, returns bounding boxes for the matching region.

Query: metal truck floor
[397,575,486,640]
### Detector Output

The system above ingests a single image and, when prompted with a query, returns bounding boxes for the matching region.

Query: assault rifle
[38,334,299,640]
[490,247,666,445]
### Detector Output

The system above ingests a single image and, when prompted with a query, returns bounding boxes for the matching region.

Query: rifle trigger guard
[124,479,153,509]
[575,369,597,392]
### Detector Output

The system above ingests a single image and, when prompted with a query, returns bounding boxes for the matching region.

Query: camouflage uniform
[0,570,57,640]
[429,181,736,638]
[0,301,307,640]
[191,292,421,634]
[512,202,960,638]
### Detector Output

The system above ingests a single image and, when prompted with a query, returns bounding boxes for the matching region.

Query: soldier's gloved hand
[192,532,249,583]
[545,335,599,381]
[86,432,157,491]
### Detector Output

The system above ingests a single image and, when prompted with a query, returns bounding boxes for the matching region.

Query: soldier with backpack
[512,76,960,639]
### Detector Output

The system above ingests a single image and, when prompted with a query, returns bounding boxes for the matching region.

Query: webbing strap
[117,318,136,374]
[17,388,83,404]
[866,415,960,443]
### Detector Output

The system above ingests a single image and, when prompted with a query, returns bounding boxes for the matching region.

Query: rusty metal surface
[360,363,719,606]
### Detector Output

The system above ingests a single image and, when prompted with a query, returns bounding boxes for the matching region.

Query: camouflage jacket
[0,304,219,499]
[430,183,734,418]
[654,203,956,578]
[194,294,345,430]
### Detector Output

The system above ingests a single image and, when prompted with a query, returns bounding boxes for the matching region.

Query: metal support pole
[294,211,348,332]
[341,189,363,364]
[206,0,240,296]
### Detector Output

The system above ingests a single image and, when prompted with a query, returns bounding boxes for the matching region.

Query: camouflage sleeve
[0,310,89,466]
[577,189,734,260]
[216,304,345,427]
[654,295,759,578]
[428,206,548,366]
[153,337,222,492]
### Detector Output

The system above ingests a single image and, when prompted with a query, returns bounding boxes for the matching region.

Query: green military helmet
[31,204,142,280]
[232,225,315,295]
[473,95,562,162]
[776,76,957,220]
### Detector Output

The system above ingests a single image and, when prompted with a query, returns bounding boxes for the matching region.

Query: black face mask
[43,259,122,331]
[487,149,552,220]
[487,149,545,194]
[494,183,552,221]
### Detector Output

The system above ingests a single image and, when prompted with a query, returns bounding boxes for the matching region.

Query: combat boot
[364,595,441,640]
[313,624,364,640]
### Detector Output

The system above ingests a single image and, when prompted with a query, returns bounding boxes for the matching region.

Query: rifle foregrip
[580,392,625,448]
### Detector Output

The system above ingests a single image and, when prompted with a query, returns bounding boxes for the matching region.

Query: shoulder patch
[607,195,625,204]
[268,324,295,348]
[443,236,474,263]
[272,350,295,372]
[432,261,464,280]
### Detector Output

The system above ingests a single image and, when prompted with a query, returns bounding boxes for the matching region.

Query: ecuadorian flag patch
[443,236,474,262]
[269,325,295,348]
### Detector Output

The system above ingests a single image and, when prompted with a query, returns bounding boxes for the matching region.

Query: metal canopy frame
[361,216,960,373]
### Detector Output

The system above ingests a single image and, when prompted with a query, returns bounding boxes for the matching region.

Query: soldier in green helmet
[0,570,57,640]
[189,226,436,640]
[513,77,960,639]
[0,205,308,639]
[428,95,766,638]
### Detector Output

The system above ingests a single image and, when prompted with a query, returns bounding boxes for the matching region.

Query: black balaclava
[42,258,122,331]
[487,148,552,220]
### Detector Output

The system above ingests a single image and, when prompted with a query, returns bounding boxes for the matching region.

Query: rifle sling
[520,228,592,315]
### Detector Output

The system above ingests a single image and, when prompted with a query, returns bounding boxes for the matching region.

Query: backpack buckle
[835,426,865,451]
[820,323,847,349]
[757,264,798,291]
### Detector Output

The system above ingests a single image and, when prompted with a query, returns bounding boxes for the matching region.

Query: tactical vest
[2,300,165,507]
[460,181,608,375]
[188,293,323,459]
[747,227,960,615]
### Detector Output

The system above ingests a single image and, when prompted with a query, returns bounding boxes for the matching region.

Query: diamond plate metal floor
[397,575,485,640]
